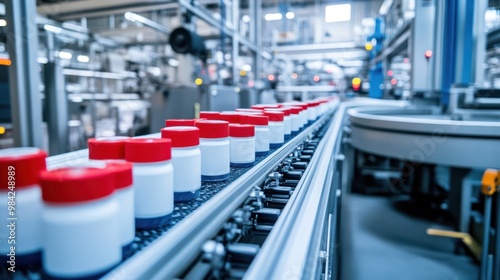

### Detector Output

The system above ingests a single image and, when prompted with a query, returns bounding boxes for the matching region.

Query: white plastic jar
[161,126,201,202]
[88,136,130,160]
[307,102,317,124]
[284,106,302,136]
[106,161,135,258]
[0,147,46,266]
[125,138,174,229]
[263,111,285,149]
[40,167,121,279]
[266,108,291,140]
[283,102,307,130]
[229,124,256,167]
[297,103,308,129]
[245,115,270,156]
[195,120,230,182]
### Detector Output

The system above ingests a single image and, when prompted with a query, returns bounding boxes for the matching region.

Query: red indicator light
[424,50,433,59]
[390,79,397,85]
[268,74,275,81]
[313,75,320,82]
[387,70,393,77]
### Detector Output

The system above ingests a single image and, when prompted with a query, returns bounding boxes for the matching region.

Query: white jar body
[268,121,284,146]
[230,137,255,165]
[172,147,201,192]
[308,107,317,122]
[290,114,300,133]
[255,125,270,153]
[0,186,42,262]
[299,111,306,128]
[115,186,135,247]
[132,161,174,219]
[42,196,121,278]
[200,138,230,177]
[283,116,291,136]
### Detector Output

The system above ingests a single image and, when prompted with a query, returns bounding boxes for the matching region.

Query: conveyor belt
[1,104,338,280]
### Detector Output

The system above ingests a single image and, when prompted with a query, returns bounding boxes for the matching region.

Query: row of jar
[0,97,336,279]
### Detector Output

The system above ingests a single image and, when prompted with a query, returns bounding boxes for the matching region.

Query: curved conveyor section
[348,106,500,169]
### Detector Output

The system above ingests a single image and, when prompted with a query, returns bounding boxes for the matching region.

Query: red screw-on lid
[251,104,280,110]
[218,112,243,124]
[195,120,229,138]
[125,138,171,162]
[244,115,268,125]
[105,161,133,190]
[199,111,220,120]
[0,148,47,191]
[308,101,321,107]
[266,108,291,116]
[229,124,255,137]
[40,167,115,203]
[161,126,200,147]
[165,119,196,127]
[88,136,129,160]
[282,102,307,110]
[263,111,284,122]
[235,108,263,114]
[283,106,301,114]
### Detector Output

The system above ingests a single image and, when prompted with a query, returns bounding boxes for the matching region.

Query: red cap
[195,120,229,138]
[244,115,268,125]
[263,111,284,122]
[283,106,301,114]
[251,104,280,110]
[235,108,263,114]
[161,126,200,147]
[308,101,321,107]
[229,124,255,137]
[106,161,133,190]
[266,108,291,116]
[0,148,47,191]
[199,111,220,120]
[218,112,243,124]
[165,119,196,127]
[125,138,171,162]
[40,167,115,203]
[88,137,129,160]
[282,102,307,110]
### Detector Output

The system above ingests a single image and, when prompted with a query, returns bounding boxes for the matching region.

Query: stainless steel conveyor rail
[245,99,409,280]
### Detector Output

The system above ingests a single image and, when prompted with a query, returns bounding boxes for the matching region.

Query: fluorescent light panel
[265,13,282,21]
[286,12,295,19]
[44,24,62,33]
[325,4,351,23]
[77,55,89,63]
[58,51,72,60]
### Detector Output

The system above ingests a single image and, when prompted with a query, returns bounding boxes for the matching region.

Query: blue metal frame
[441,0,457,107]
[368,18,385,99]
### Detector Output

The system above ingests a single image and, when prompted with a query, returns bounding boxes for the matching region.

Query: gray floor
[340,194,478,280]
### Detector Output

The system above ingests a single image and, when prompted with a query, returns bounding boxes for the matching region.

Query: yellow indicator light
[0,126,5,135]
[352,77,361,85]
[240,70,247,76]
[195,78,203,86]
[365,43,373,51]
[0,59,11,66]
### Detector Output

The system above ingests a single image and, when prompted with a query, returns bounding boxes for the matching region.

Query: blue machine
[367,18,385,99]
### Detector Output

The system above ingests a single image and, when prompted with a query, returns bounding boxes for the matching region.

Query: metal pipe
[5,0,44,148]
[124,11,170,34]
